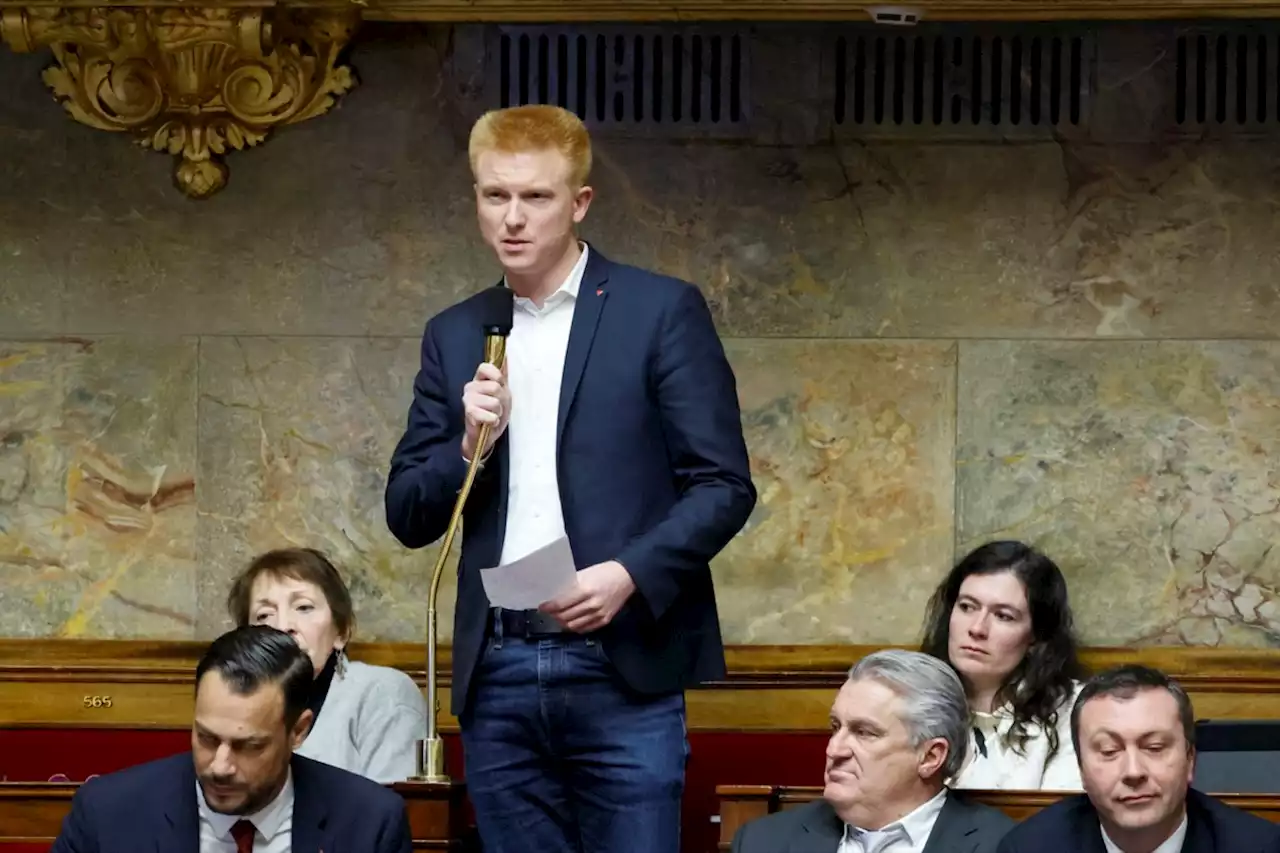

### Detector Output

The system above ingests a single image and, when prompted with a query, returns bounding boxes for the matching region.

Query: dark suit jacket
[731,789,1014,853]
[386,247,757,715]
[49,752,412,853]
[995,788,1280,853]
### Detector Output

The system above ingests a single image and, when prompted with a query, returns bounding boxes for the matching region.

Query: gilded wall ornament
[1,6,358,197]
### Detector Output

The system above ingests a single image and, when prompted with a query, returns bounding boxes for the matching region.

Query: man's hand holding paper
[478,536,635,633]
[477,536,577,610]
[539,560,636,633]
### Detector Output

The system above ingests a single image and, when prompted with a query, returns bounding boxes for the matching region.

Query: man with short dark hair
[997,664,1280,853]
[51,625,413,853]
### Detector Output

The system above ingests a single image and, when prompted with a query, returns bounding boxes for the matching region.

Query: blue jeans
[459,630,688,853]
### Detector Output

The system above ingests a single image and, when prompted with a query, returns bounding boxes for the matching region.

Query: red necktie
[230,819,256,853]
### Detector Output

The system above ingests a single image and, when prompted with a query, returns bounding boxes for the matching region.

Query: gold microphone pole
[414,331,508,783]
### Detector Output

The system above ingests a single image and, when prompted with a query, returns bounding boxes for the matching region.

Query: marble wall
[3,24,1280,647]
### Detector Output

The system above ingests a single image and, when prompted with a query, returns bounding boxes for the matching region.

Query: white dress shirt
[197,770,293,853]
[836,787,948,853]
[951,681,1084,791]
[498,244,589,566]
[1101,812,1188,853]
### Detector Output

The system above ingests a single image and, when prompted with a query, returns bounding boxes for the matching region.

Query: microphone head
[477,285,514,337]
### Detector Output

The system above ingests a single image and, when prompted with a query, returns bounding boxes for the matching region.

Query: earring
[336,647,348,679]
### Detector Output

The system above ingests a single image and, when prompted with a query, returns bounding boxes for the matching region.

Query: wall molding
[5,4,1280,198]
[345,1,1280,20]
[3,639,1280,732]
[7,1,1280,19]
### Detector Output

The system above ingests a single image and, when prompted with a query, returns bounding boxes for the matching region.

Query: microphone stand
[413,332,507,783]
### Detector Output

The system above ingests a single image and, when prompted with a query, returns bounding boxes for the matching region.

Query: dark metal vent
[1176,31,1280,126]
[832,28,1092,137]
[495,26,748,133]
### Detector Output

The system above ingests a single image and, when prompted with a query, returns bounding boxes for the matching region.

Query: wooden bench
[716,785,1280,851]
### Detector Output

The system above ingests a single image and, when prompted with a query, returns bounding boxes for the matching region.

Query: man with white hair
[733,649,1014,853]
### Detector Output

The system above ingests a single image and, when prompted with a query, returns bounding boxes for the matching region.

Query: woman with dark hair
[227,547,428,783]
[920,540,1086,790]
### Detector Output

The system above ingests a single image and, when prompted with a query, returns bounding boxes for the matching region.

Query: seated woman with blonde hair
[920,539,1087,790]
[227,547,428,783]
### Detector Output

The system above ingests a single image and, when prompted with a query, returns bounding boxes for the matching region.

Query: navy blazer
[996,788,1280,853]
[386,247,757,715]
[50,752,412,853]
[733,790,1014,853]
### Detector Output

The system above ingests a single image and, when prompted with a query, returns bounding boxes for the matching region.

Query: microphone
[417,285,514,784]
[472,284,516,460]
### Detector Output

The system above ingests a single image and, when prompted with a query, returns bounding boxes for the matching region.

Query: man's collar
[840,787,949,847]
[1100,810,1188,853]
[562,242,588,298]
[505,242,589,304]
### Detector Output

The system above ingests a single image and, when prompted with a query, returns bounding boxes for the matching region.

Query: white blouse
[950,680,1084,791]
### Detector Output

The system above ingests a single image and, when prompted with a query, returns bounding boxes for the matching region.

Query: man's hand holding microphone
[461,362,510,462]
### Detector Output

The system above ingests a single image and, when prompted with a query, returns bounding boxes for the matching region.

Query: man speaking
[385,104,756,853]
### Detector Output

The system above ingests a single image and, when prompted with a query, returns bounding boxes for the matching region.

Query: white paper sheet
[479,536,578,609]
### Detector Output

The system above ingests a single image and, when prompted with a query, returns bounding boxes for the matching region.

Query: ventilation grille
[1176,31,1280,127]
[832,28,1093,138]
[496,27,749,134]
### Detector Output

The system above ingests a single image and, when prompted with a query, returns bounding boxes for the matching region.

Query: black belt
[495,608,570,637]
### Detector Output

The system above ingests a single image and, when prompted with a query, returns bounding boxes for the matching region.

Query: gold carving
[0,7,358,198]
[80,694,112,708]
[4,0,1280,27]
[350,0,1280,21]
